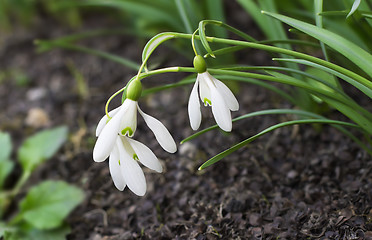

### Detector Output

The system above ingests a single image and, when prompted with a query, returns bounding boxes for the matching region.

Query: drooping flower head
[93,79,177,196]
[188,55,239,132]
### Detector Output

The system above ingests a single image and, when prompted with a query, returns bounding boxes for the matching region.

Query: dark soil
[1,7,372,240]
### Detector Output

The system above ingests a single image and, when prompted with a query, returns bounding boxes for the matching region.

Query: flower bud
[193,55,207,73]
[126,80,142,101]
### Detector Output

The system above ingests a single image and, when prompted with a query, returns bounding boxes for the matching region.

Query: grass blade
[262,11,372,78]
[199,119,360,170]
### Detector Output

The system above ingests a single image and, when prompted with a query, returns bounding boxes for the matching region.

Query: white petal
[109,145,126,191]
[138,106,177,153]
[127,138,162,173]
[96,107,120,137]
[188,79,201,130]
[120,136,136,158]
[214,79,239,111]
[93,105,127,162]
[117,140,147,196]
[211,87,232,132]
[198,73,212,106]
[119,99,138,137]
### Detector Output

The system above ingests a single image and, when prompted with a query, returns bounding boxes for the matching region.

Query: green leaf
[4,225,70,240]
[315,0,331,62]
[347,0,361,18]
[18,180,84,230]
[198,20,215,57]
[362,13,372,19]
[274,58,372,99]
[35,40,140,71]
[17,126,68,172]
[142,32,176,63]
[267,71,372,135]
[0,132,14,189]
[175,0,194,33]
[72,0,183,30]
[199,119,360,170]
[262,11,372,79]
[305,67,339,103]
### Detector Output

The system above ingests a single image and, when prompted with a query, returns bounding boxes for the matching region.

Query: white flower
[188,71,239,132]
[108,135,162,196]
[93,98,177,163]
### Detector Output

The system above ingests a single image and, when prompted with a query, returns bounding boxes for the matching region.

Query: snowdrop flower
[108,135,163,196]
[92,79,177,195]
[93,80,177,163]
[188,55,239,132]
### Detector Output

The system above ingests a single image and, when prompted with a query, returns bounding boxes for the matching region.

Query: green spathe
[193,55,207,73]
[126,80,142,101]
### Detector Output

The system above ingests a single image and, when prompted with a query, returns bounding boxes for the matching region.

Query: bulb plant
[34,0,372,195]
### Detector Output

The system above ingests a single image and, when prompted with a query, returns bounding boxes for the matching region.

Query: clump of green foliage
[0,127,84,239]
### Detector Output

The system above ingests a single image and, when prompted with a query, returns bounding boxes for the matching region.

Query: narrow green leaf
[205,39,321,58]
[75,0,183,30]
[19,180,84,230]
[182,109,322,143]
[175,0,194,33]
[206,0,227,38]
[362,13,372,19]
[198,21,216,57]
[262,11,372,79]
[141,32,176,63]
[35,40,140,71]
[315,0,331,62]
[268,71,372,134]
[305,67,339,103]
[199,119,359,170]
[17,126,68,172]
[347,0,361,18]
[237,0,269,37]
[318,10,349,17]
[274,58,372,99]
[142,73,295,105]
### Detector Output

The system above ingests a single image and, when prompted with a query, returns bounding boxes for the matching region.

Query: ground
[1,10,372,240]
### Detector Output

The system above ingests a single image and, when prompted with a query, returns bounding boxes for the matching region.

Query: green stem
[191,29,199,56]
[208,69,347,104]
[171,33,372,90]
[200,20,257,42]
[105,87,126,117]
[0,170,31,216]
[210,37,372,89]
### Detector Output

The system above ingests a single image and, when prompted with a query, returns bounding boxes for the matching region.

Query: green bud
[126,80,142,101]
[193,55,207,73]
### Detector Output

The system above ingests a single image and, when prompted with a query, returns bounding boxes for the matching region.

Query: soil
[1,5,372,240]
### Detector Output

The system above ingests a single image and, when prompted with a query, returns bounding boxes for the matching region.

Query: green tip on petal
[126,80,142,101]
[203,98,212,106]
[193,55,207,73]
[133,154,139,161]
[121,127,134,137]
